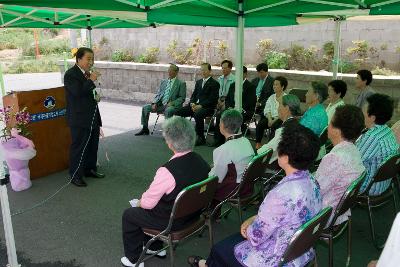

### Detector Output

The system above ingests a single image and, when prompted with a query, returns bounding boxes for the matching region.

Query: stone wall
[59,61,400,121]
[91,19,400,70]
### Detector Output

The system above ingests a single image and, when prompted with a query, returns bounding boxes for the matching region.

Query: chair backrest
[239,149,273,192]
[171,176,219,220]
[329,171,366,227]
[371,153,400,184]
[279,207,333,267]
[289,88,307,103]
[319,126,328,147]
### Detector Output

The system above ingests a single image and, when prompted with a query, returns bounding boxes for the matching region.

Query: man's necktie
[84,71,90,79]
[162,79,172,105]
[256,79,265,97]
[202,79,206,89]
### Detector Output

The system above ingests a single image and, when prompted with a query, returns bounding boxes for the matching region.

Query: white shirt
[209,137,255,183]
[326,99,345,122]
[264,93,286,118]
[377,213,400,267]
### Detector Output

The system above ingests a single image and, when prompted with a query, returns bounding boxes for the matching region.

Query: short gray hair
[221,109,243,134]
[282,94,301,116]
[162,116,195,152]
[311,81,328,103]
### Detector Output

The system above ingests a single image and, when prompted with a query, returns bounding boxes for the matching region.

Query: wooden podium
[3,87,71,179]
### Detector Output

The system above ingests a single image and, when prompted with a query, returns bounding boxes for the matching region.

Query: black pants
[69,125,100,179]
[122,207,168,263]
[174,105,214,138]
[255,116,282,143]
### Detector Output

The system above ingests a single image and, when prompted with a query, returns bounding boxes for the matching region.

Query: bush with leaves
[166,39,193,64]
[138,47,160,63]
[256,39,275,61]
[265,51,288,69]
[23,38,69,56]
[111,50,134,62]
[285,44,325,71]
[216,40,229,62]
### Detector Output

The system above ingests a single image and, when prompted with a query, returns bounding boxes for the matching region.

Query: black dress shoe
[71,177,87,187]
[85,170,105,178]
[135,128,149,136]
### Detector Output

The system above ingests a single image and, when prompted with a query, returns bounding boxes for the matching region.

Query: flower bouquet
[0,106,36,191]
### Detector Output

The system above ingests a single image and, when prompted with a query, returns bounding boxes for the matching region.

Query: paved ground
[0,73,394,267]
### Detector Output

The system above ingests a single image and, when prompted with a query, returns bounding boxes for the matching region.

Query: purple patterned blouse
[234,170,322,267]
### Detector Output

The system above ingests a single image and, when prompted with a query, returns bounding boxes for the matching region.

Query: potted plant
[0,106,36,191]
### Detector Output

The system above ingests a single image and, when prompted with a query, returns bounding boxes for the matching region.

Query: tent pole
[0,93,19,267]
[333,18,342,79]
[234,1,244,112]
[88,29,92,49]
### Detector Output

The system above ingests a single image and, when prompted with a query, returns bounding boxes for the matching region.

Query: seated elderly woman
[301,81,328,136]
[356,93,399,196]
[188,123,322,267]
[326,80,347,122]
[315,105,365,226]
[209,109,255,213]
[257,94,301,164]
[121,116,211,267]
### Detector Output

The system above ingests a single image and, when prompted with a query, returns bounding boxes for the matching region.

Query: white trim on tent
[0,12,4,25]
[246,0,297,15]
[0,8,54,25]
[151,0,196,10]
[114,0,138,8]
[60,13,81,24]
[300,0,358,8]
[92,18,118,28]
[371,0,400,7]
[1,8,36,27]
[199,0,238,14]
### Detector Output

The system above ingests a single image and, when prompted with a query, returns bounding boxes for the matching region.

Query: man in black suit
[211,66,256,146]
[64,47,104,187]
[251,62,274,114]
[174,63,219,146]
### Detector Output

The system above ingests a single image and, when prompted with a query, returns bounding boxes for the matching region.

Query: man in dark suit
[135,64,186,135]
[251,62,274,115]
[211,66,256,146]
[64,47,104,187]
[174,63,219,146]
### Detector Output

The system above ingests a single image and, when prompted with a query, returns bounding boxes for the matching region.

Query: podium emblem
[44,96,56,110]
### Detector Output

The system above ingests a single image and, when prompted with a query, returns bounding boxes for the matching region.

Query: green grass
[5,55,63,74]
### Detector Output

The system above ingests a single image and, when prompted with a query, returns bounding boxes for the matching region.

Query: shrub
[216,40,229,62]
[0,29,33,50]
[167,40,192,64]
[5,55,61,74]
[338,61,359,73]
[138,47,160,63]
[265,51,288,69]
[371,66,399,76]
[256,39,275,61]
[22,38,69,56]
[285,44,324,71]
[111,49,134,62]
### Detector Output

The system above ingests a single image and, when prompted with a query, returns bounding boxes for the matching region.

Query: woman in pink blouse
[188,123,322,267]
[315,105,365,226]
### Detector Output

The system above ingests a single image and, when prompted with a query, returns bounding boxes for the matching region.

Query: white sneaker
[144,246,167,257]
[120,256,144,267]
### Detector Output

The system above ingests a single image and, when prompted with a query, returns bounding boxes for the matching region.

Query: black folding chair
[216,149,273,224]
[320,171,366,267]
[357,153,400,249]
[136,176,218,267]
[151,111,164,135]
[278,207,333,267]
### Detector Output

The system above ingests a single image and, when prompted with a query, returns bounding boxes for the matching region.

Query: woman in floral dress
[188,123,322,267]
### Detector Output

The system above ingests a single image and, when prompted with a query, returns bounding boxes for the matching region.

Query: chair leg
[168,237,174,267]
[392,185,398,213]
[238,201,243,224]
[205,114,215,141]
[151,115,160,135]
[366,198,379,248]
[208,220,214,248]
[328,235,333,267]
[346,217,352,267]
